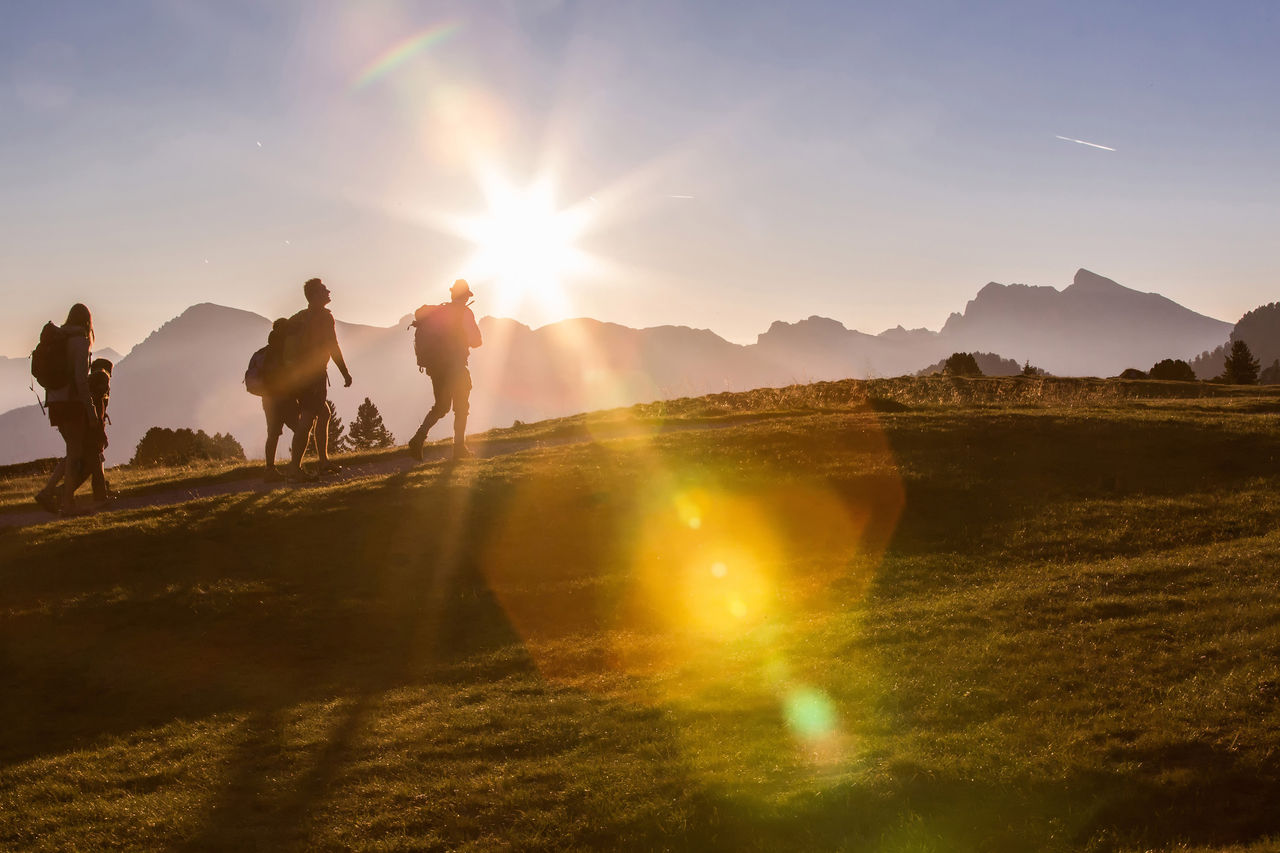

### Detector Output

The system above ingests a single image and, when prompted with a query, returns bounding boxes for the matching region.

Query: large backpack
[244,346,271,396]
[410,303,455,374]
[30,322,70,390]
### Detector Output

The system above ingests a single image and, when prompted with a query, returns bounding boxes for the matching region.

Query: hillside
[3,378,1280,850]
[0,270,1238,466]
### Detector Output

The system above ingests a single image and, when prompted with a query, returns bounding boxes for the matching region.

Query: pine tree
[1221,340,1260,385]
[348,397,396,449]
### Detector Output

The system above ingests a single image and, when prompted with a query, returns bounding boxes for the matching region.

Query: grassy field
[3,377,1280,851]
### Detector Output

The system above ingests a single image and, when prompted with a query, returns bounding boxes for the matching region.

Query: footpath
[0,445,472,532]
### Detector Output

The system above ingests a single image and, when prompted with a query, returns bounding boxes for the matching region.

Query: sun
[453,173,594,317]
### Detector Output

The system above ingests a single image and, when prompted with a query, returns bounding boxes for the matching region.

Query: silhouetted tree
[132,427,246,466]
[1020,360,1046,377]
[1148,358,1196,382]
[348,397,396,449]
[942,352,983,377]
[1118,368,1147,380]
[1220,340,1260,385]
[1260,359,1280,385]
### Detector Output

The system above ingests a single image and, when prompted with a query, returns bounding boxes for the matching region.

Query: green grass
[3,378,1280,851]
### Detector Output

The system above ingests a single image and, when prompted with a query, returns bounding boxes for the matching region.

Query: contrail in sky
[1055,135,1116,152]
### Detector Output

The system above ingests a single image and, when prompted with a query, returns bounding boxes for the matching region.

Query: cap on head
[303,277,329,301]
[450,278,473,300]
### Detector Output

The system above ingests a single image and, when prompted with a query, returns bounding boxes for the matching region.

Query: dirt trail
[0,442,521,532]
[0,419,745,532]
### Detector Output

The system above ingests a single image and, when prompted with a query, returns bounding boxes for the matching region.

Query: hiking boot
[407,435,425,461]
[34,490,59,514]
[284,464,316,482]
[263,466,285,482]
[452,444,474,460]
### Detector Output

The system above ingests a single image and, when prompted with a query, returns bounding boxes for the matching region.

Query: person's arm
[325,312,353,386]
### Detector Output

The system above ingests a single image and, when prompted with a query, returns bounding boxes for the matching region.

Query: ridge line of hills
[0,269,1239,466]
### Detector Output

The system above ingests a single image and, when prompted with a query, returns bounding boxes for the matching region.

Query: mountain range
[0,269,1234,466]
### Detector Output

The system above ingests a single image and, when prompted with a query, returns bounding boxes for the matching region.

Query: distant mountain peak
[1067,268,1127,293]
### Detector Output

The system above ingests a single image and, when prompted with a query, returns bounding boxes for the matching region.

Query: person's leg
[408,374,453,458]
[315,399,331,465]
[35,458,65,511]
[264,397,288,476]
[452,368,473,455]
[58,413,88,512]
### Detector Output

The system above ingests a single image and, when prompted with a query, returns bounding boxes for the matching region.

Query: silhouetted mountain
[939,269,1231,376]
[0,270,1236,465]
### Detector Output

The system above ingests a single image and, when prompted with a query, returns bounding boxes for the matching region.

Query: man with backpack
[407,278,483,461]
[283,278,352,481]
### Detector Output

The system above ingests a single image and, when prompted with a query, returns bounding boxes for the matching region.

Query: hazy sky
[3,0,1277,356]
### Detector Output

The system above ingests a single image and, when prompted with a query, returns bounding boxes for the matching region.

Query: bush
[1148,359,1196,382]
[132,428,246,467]
[942,352,983,377]
[1118,368,1147,380]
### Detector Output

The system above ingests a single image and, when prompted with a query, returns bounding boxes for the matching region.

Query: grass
[3,377,1280,850]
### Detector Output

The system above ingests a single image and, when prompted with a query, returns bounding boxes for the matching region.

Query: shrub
[1118,368,1147,380]
[132,428,245,467]
[1148,359,1196,382]
[942,352,983,377]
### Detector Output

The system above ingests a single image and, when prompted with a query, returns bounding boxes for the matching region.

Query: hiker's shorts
[263,395,299,438]
[296,376,328,415]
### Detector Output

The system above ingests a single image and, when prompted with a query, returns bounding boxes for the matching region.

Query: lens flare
[352,22,463,91]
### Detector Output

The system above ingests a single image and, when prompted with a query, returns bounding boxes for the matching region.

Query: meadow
[2,377,1280,851]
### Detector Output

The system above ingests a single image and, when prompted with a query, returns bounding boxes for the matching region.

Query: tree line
[129,396,395,466]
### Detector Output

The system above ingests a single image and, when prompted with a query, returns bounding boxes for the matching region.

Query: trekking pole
[29,381,45,415]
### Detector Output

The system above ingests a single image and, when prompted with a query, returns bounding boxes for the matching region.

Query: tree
[942,352,982,377]
[327,404,351,454]
[1220,340,1260,385]
[1020,360,1046,377]
[1261,359,1280,385]
[348,397,396,449]
[132,427,246,466]
[1118,368,1147,380]
[1148,358,1196,382]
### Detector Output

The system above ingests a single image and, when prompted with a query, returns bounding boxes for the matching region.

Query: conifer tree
[1221,340,1260,385]
[348,397,396,449]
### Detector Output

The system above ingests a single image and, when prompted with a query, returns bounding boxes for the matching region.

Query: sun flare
[454,173,594,317]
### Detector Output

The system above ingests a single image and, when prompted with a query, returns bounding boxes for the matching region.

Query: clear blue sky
[3,0,1277,356]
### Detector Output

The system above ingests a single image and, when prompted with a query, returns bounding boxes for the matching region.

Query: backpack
[244,346,271,396]
[281,310,327,383]
[31,322,70,390]
[410,303,455,374]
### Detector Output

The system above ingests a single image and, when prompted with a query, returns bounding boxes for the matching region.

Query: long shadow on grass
[0,465,532,771]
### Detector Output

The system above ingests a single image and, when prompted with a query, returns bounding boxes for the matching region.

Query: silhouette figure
[35,357,118,512]
[33,304,97,515]
[407,279,483,461]
[257,318,301,481]
[284,278,352,481]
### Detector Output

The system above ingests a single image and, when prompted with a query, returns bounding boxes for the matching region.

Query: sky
[2,0,1278,357]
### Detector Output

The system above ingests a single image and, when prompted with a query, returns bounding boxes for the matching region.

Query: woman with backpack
[33,303,96,516]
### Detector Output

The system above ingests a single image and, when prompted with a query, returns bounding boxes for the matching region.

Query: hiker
[33,303,96,516]
[257,317,301,481]
[407,278,483,461]
[283,278,352,480]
